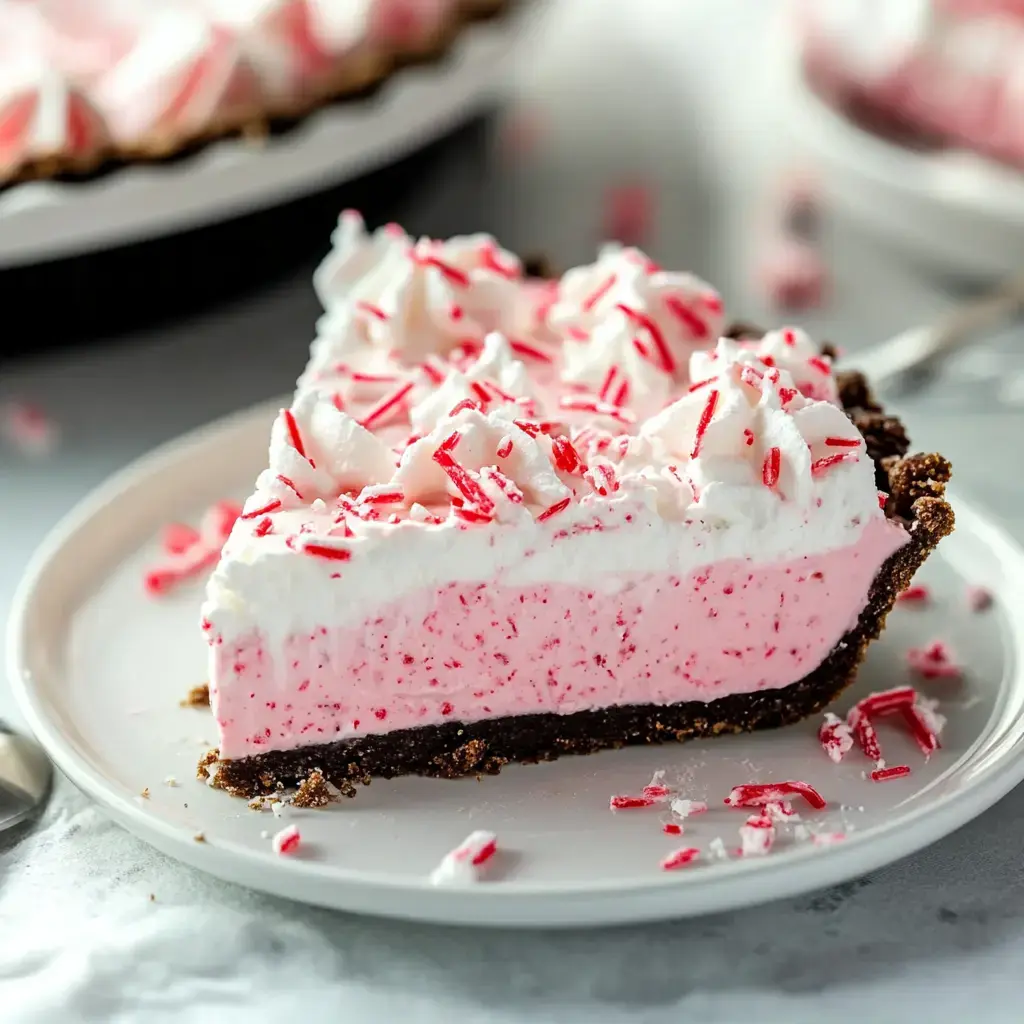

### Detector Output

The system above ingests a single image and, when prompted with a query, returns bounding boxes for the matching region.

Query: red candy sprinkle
[762,447,781,489]
[240,499,282,520]
[724,781,827,811]
[690,389,719,459]
[662,823,683,835]
[615,302,675,373]
[302,544,351,561]
[509,338,554,363]
[253,517,273,538]
[537,496,572,522]
[896,584,930,604]
[411,250,470,287]
[282,408,308,460]
[275,474,303,499]
[665,296,710,340]
[583,273,617,313]
[360,381,415,430]
[810,452,858,477]
[496,438,514,459]
[610,795,654,810]
[453,506,493,524]
[870,765,911,783]
[448,398,479,417]
[432,446,494,515]
[824,436,861,448]
[660,847,700,871]
[559,394,636,425]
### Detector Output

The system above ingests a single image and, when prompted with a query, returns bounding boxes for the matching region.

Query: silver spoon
[0,721,52,833]
[844,268,1024,391]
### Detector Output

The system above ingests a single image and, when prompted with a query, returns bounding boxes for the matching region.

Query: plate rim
[8,396,1024,926]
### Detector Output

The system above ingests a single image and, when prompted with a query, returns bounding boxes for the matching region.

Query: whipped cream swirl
[250,390,396,511]
[691,326,838,404]
[408,333,535,434]
[311,211,524,364]
[550,244,724,401]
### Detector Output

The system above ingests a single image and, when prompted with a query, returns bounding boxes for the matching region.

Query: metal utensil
[844,269,1024,391]
[0,721,52,833]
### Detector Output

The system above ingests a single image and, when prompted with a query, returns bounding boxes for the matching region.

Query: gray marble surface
[2,1,1024,1020]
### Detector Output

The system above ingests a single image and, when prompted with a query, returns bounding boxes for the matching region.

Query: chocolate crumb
[293,769,333,809]
[149,894,156,902]
[140,788,150,799]
[196,749,218,781]
[180,683,211,708]
[193,832,206,843]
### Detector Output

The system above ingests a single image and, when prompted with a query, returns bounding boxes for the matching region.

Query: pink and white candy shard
[429,830,498,885]
[201,212,910,764]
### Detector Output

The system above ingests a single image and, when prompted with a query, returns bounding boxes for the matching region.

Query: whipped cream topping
[691,327,839,405]
[252,389,395,511]
[205,219,898,642]
[407,332,535,434]
[311,210,524,364]
[549,243,724,397]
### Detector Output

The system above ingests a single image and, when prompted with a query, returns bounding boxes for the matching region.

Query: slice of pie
[199,214,953,798]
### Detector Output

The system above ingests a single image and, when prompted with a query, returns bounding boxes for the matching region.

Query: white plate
[0,19,519,269]
[772,25,1024,280]
[8,397,1024,928]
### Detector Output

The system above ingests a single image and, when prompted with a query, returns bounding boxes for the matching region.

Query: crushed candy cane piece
[144,500,241,596]
[819,712,854,763]
[669,798,708,819]
[662,823,683,835]
[906,641,962,680]
[896,584,930,605]
[610,795,654,810]
[429,830,498,885]
[739,813,776,857]
[870,765,911,783]
[661,847,700,871]
[271,825,301,855]
[725,781,826,811]
[642,784,671,801]
[966,585,993,613]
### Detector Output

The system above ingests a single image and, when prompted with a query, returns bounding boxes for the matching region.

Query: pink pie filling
[210,517,907,759]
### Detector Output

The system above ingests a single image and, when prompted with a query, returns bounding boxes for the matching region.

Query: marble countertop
[3,1,1024,1020]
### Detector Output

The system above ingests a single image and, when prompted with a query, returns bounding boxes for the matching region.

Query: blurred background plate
[0,16,521,270]
[773,20,1024,282]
